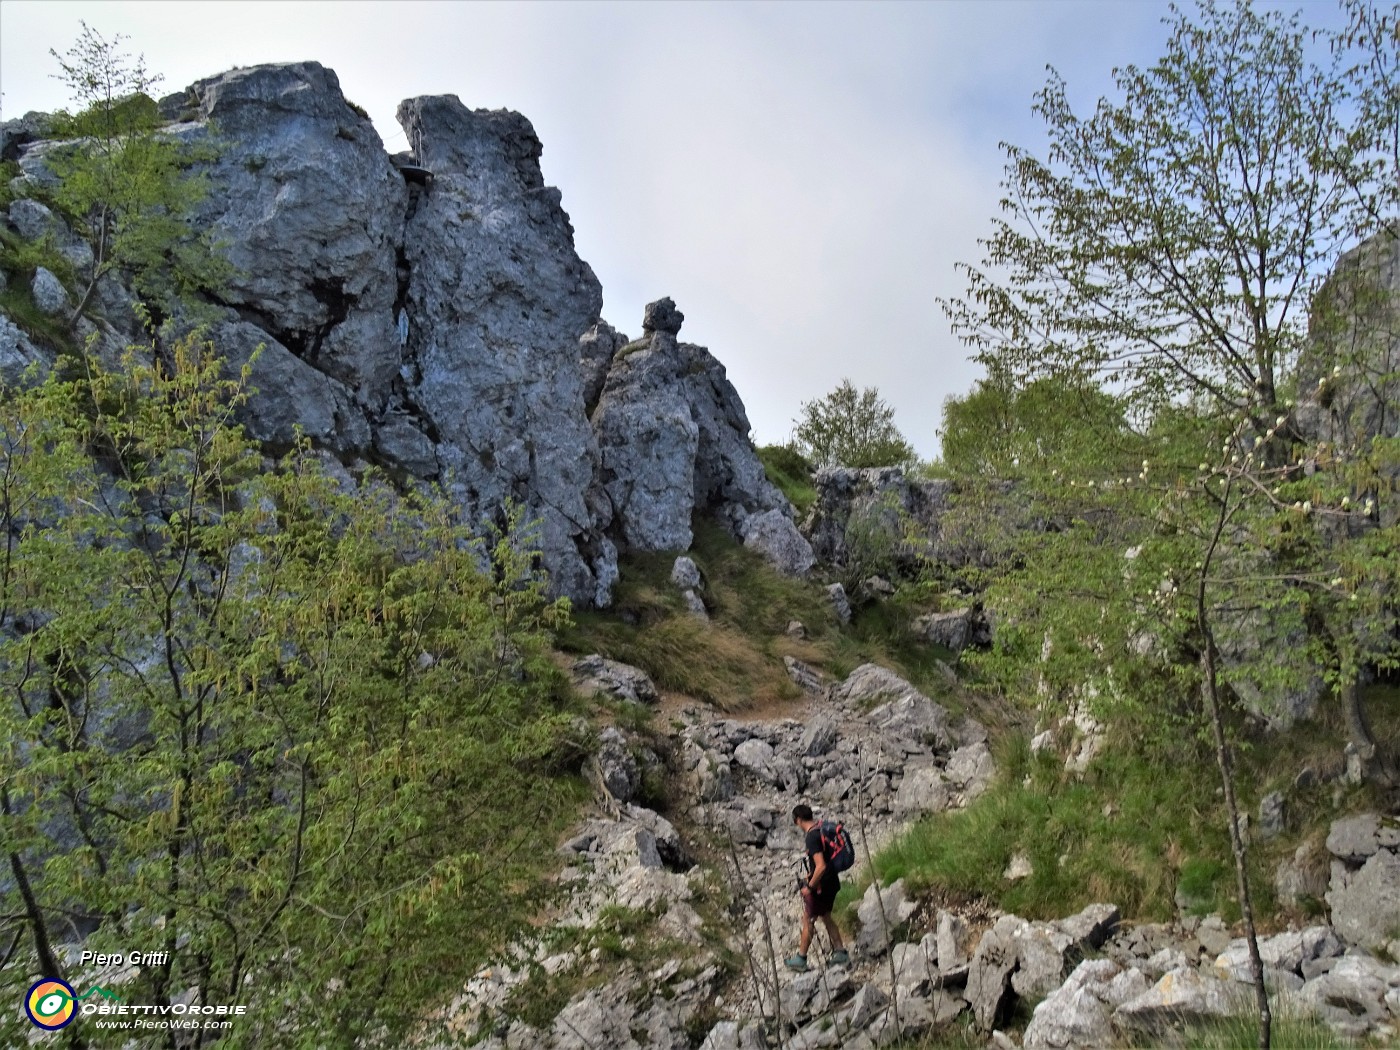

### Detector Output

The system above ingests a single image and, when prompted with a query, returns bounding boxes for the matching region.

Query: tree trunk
[1197,475,1270,1049]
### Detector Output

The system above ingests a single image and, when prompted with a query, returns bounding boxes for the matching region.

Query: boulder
[854,879,917,956]
[571,655,659,705]
[967,914,1026,1030]
[826,582,852,624]
[785,657,830,699]
[1013,923,1077,999]
[642,296,684,335]
[670,556,702,591]
[733,738,796,789]
[595,727,639,804]
[937,910,972,972]
[911,608,974,652]
[797,717,838,757]
[1328,848,1400,950]
[891,765,949,817]
[1213,927,1341,981]
[9,197,56,241]
[780,967,851,1024]
[1274,843,1329,909]
[891,936,938,995]
[0,312,52,386]
[1258,790,1286,840]
[699,1021,766,1050]
[1024,959,1148,1049]
[845,982,889,1030]
[944,742,996,802]
[1327,813,1399,863]
[742,508,815,577]
[31,266,68,316]
[1054,903,1120,952]
[1112,967,1244,1037]
[1299,955,1398,1036]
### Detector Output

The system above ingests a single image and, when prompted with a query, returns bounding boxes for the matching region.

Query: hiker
[787,803,850,971]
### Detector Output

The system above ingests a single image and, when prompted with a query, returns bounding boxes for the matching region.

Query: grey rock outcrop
[396,92,613,605]
[1296,226,1400,527]
[591,305,790,560]
[1326,812,1400,863]
[4,61,798,609]
[0,111,52,162]
[911,607,974,652]
[967,915,1025,1030]
[854,878,918,956]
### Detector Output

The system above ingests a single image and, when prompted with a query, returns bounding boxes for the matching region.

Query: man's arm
[806,851,827,890]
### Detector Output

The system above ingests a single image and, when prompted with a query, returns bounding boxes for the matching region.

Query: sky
[0,1,1352,459]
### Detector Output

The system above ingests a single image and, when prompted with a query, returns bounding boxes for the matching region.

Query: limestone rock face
[4,62,794,608]
[1296,227,1400,527]
[189,62,408,405]
[396,93,616,606]
[590,313,789,559]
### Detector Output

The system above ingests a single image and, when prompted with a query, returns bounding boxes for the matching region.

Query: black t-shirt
[804,825,840,889]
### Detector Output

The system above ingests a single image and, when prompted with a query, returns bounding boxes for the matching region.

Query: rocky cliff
[1,61,802,607]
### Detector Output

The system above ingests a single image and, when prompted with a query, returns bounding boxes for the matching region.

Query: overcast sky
[0,1,1350,458]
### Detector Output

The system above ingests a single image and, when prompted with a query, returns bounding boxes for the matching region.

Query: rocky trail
[448,650,1400,1049]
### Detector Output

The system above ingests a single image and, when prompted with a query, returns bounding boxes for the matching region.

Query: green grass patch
[866,734,1255,922]
[1169,1010,1352,1049]
[757,443,817,515]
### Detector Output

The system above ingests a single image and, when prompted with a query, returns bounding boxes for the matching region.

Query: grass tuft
[559,520,966,713]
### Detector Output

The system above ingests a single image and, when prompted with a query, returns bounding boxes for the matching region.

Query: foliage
[940,373,1128,480]
[757,443,817,515]
[792,379,917,470]
[0,334,584,1048]
[940,8,1399,1040]
[45,22,229,325]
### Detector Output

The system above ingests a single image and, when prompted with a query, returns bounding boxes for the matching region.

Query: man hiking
[787,804,850,970]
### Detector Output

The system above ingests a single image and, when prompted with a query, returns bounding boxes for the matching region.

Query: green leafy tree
[0,334,583,1048]
[792,379,916,469]
[942,3,1398,1045]
[47,23,227,326]
[940,371,1129,479]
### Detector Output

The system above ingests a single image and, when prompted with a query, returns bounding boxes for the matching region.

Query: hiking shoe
[784,954,808,972]
[830,949,850,966]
